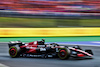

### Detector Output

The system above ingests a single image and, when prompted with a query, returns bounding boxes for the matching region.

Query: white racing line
[0,63,9,67]
[92,42,100,44]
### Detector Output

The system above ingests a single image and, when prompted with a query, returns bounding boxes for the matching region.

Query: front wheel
[9,46,21,58]
[58,48,70,60]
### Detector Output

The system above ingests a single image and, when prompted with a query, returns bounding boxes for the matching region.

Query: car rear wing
[8,41,23,48]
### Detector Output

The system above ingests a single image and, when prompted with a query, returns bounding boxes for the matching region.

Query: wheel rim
[10,48,16,56]
[59,50,67,57]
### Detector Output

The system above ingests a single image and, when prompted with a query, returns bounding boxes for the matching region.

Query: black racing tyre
[9,46,21,58]
[58,48,70,60]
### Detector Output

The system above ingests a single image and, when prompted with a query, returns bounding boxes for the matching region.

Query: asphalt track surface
[0,43,100,67]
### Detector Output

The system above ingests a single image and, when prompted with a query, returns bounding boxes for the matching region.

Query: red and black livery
[8,39,93,60]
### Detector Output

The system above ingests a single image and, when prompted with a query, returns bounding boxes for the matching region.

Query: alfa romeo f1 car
[8,39,93,60]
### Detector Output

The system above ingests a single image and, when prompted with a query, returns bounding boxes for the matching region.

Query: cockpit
[37,39,45,45]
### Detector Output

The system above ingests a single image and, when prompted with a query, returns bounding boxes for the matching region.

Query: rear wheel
[58,48,70,60]
[9,46,21,58]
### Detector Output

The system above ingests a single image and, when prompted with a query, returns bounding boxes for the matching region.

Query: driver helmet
[42,39,45,43]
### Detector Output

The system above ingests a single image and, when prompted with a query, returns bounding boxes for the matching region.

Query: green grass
[0,37,100,42]
[0,17,100,27]
[80,19,100,26]
[0,17,56,27]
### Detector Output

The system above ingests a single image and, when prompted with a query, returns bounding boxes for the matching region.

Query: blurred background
[0,0,100,27]
[0,1,100,67]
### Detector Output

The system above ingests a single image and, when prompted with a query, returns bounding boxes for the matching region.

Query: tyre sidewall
[58,48,70,60]
[9,46,20,58]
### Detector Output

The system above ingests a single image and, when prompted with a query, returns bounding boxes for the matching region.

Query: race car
[8,39,93,60]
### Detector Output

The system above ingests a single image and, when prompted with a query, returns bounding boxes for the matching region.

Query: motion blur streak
[0,0,100,16]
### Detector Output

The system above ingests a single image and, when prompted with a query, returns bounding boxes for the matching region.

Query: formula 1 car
[8,39,93,60]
